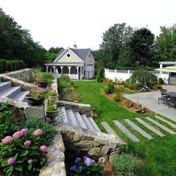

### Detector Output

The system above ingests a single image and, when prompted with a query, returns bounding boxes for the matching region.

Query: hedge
[0,59,25,73]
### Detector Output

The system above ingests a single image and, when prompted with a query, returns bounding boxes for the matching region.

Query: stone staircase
[0,77,30,102]
[56,106,102,134]
[101,115,176,143]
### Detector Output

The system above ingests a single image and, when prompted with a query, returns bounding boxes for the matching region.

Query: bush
[59,74,71,82]
[104,83,115,94]
[158,78,164,84]
[113,92,121,102]
[20,117,56,146]
[43,72,54,85]
[0,104,18,140]
[129,70,157,89]
[112,154,140,176]
[96,67,105,82]
[0,128,48,176]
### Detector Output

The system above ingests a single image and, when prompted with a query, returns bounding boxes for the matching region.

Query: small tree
[130,69,157,89]
[96,67,105,82]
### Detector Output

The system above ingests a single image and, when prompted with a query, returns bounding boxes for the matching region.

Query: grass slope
[74,80,176,176]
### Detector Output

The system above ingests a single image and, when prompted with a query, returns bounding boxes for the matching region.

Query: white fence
[104,68,169,84]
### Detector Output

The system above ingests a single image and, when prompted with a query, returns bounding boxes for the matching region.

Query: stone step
[146,117,176,134]
[0,82,11,92]
[13,91,30,102]
[154,115,176,129]
[101,122,123,143]
[57,106,68,124]
[113,120,139,142]
[124,119,153,140]
[74,112,88,131]
[0,86,21,99]
[81,114,95,131]
[135,118,165,137]
[66,109,79,127]
[88,117,101,133]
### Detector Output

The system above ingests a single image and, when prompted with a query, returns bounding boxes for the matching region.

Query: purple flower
[13,131,22,139]
[70,164,76,171]
[2,136,13,144]
[20,128,28,135]
[28,159,33,164]
[40,145,48,152]
[79,166,83,173]
[75,157,81,164]
[8,158,15,165]
[84,157,95,166]
[24,140,31,146]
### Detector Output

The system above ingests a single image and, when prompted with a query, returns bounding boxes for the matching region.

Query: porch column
[80,66,82,80]
[160,63,163,74]
[60,66,63,74]
[76,66,79,80]
[68,66,71,78]
[46,66,48,72]
[53,66,56,74]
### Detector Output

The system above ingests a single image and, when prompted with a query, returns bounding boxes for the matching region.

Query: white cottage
[45,46,95,79]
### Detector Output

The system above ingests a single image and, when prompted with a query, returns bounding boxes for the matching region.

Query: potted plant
[48,87,58,102]
[46,100,58,121]
[26,87,47,106]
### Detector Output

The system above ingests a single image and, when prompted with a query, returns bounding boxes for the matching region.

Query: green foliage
[43,72,54,85]
[0,105,18,140]
[59,74,71,82]
[104,83,115,94]
[113,91,121,102]
[0,59,25,73]
[20,117,56,146]
[158,78,164,84]
[96,67,105,82]
[130,70,157,89]
[112,154,140,176]
[0,128,48,176]
[155,25,176,63]
[129,28,155,67]
[100,23,134,68]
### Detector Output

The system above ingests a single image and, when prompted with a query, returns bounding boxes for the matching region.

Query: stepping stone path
[154,115,176,129]
[101,122,123,143]
[145,117,176,134]
[135,118,165,137]
[113,120,139,142]
[124,119,153,140]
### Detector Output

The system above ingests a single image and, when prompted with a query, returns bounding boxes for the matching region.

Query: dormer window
[67,54,70,57]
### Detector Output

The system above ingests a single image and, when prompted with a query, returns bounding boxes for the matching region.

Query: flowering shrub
[48,87,57,96]
[28,87,47,100]
[69,156,106,176]
[0,128,48,176]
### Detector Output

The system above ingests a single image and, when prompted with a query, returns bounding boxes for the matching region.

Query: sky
[0,0,176,50]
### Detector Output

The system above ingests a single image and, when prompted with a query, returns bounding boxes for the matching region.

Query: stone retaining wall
[3,68,33,82]
[58,101,91,117]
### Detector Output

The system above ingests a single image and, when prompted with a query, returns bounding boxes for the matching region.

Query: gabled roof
[54,48,91,63]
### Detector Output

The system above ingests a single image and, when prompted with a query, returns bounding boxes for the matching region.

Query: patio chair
[167,97,176,108]
[158,89,167,104]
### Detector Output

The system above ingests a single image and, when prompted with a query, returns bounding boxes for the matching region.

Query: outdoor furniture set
[158,89,176,108]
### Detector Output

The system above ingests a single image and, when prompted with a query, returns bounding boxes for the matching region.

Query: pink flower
[2,136,13,144]
[32,129,43,136]
[28,159,33,164]
[24,140,31,146]
[40,145,48,152]
[46,154,49,159]
[20,128,28,135]
[13,131,22,139]
[98,157,106,163]
[8,158,15,165]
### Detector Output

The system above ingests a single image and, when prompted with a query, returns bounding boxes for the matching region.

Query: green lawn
[74,80,176,176]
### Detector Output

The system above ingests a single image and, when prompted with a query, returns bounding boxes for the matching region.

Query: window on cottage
[67,54,70,57]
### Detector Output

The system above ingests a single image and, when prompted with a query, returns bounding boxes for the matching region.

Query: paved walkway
[124,85,176,121]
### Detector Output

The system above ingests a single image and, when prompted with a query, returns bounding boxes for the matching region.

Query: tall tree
[128,28,155,67]
[155,25,176,63]
[100,23,133,68]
